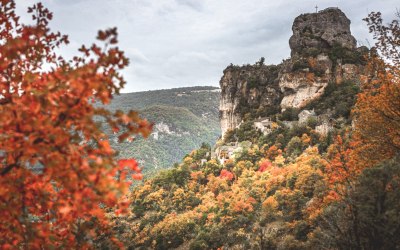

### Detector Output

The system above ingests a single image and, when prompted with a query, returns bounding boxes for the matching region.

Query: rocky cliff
[219,7,367,137]
[289,8,356,57]
[220,62,282,135]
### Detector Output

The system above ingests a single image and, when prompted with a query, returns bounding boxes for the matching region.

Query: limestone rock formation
[289,7,356,57]
[279,8,365,110]
[219,7,367,137]
[220,64,282,137]
[279,54,333,109]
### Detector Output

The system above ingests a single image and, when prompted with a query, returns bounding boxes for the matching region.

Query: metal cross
[315,5,318,13]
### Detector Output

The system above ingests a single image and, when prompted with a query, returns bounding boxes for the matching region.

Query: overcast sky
[16,0,398,93]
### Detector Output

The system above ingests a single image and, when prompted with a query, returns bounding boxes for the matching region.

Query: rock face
[220,64,282,136]
[219,7,367,137]
[279,8,363,110]
[289,7,356,57]
[279,54,333,109]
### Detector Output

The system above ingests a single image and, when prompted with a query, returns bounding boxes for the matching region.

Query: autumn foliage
[219,169,234,180]
[351,11,400,167]
[99,11,400,249]
[2,1,398,248]
[0,1,151,248]
[323,11,400,200]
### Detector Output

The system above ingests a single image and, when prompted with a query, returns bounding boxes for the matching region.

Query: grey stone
[289,7,356,57]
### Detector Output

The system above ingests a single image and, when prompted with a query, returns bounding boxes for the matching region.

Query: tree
[325,134,357,198]
[352,11,400,167]
[312,12,400,249]
[315,157,400,250]
[0,1,152,248]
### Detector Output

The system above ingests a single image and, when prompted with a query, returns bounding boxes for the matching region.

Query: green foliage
[260,123,304,148]
[315,157,400,249]
[247,76,261,89]
[328,42,366,65]
[102,86,220,177]
[275,189,307,221]
[305,80,360,120]
[202,160,223,176]
[233,63,281,119]
[153,217,197,249]
[306,116,318,128]
[256,57,265,66]
[236,96,252,118]
[302,47,323,57]
[96,142,334,249]
[234,147,263,164]
[286,136,303,158]
[235,120,262,143]
[292,58,309,71]
[310,66,325,77]
[107,86,220,117]
[293,221,311,241]
[280,107,300,121]
[255,104,281,119]
[152,165,191,189]
[317,131,333,153]
[223,129,237,143]
[189,239,209,250]
[191,143,211,161]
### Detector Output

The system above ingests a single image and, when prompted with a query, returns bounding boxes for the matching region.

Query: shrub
[190,239,209,250]
[328,42,366,65]
[247,77,260,89]
[292,59,309,71]
[236,120,262,142]
[280,108,300,121]
[224,129,237,143]
[286,136,303,159]
[305,80,360,121]
[306,117,318,128]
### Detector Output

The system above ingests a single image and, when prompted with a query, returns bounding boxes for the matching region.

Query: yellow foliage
[184,156,194,165]
[262,196,278,211]
[274,155,286,167]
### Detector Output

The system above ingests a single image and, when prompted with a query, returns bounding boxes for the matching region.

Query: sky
[15,0,399,93]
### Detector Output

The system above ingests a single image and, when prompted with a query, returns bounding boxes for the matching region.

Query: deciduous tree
[352,11,400,166]
[0,1,152,248]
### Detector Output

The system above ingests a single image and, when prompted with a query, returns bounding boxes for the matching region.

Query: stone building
[215,142,239,165]
[214,141,252,165]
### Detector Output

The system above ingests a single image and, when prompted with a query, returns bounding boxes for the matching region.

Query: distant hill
[105,86,221,177]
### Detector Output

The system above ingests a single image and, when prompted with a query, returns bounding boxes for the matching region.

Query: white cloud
[125,48,151,63]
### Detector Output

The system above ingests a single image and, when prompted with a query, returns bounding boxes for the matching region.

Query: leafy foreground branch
[0,1,151,248]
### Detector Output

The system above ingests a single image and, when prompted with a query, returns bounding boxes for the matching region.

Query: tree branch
[0,163,18,176]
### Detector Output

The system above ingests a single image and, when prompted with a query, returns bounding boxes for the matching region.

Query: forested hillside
[105,86,221,177]
[97,59,400,250]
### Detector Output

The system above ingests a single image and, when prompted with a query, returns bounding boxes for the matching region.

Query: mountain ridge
[105,86,221,176]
